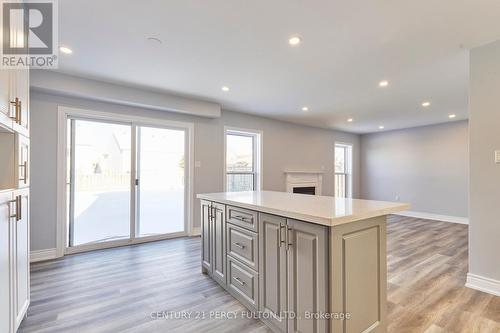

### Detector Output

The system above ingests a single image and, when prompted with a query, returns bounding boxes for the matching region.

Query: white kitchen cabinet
[0,70,13,130]
[0,66,30,333]
[0,69,29,137]
[0,191,14,333]
[10,70,30,138]
[12,188,30,331]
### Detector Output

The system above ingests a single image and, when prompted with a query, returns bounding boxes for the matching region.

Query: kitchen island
[197,191,409,333]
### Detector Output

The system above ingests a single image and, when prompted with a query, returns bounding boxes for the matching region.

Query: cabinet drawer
[226,206,258,232]
[227,256,259,311]
[227,223,258,271]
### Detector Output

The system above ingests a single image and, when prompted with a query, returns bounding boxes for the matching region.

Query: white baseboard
[30,248,58,263]
[396,210,469,225]
[190,227,201,236]
[466,273,500,297]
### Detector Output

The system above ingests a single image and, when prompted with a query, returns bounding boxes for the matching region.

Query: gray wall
[30,91,360,251]
[469,40,500,282]
[360,121,469,218]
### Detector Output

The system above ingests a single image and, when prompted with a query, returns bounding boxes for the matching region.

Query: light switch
[195,161,201,168]
[496,151,500,164]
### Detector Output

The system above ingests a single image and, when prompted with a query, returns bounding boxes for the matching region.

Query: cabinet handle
[9,97,20,123]
[8,199,17,219]
[211,206,216,222]
[233,242,245,249]
[233,277,245,286]
[18,100,22,124]
[233,215,248,222]
[286,226,293,250]
[16,195,21,221]
[19,161,27,183]
[279,224,285,247]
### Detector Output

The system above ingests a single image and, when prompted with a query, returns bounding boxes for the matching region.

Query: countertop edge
[197,194,410,227]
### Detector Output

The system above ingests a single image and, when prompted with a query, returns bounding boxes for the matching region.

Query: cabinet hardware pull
[9,97,20,123]
[8,199,17,218]
[18,100,22,124]
[19,161,27,183]
[16,195,21,221]
[233,277,245,286]
[233,242,245,249]
[279,224,285,247]
[234,215,248,221]
[286,226,293,250]
[211,206,217,222]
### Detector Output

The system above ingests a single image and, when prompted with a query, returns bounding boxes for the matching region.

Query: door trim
[56,106,195,257]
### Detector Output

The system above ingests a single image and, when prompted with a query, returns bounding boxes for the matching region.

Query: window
[225,128,261,192]
[335,143,353,198]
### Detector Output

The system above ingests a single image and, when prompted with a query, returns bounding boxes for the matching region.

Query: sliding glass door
[66,117,188,251]
[69,119,132,246]
[137,126,186,237]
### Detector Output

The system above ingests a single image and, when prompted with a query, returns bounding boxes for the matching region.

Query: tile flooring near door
[20,216,500,333]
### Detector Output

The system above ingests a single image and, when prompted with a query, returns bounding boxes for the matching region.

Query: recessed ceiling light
[448,114,456,119]
[146,36,162,44]
[288,35,302,46]
[221,86,230,92]
[59,46,73,54]
[422,101,431,107]
[379,80,389,87]
[347,118,353,122]
[379,125,385,129]
[302,106,309,112]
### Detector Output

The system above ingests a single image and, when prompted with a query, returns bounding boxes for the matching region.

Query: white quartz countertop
[197,191,410,227]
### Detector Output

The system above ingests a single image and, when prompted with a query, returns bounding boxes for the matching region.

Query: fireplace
[293,186,316,195]
[285,171,323,196]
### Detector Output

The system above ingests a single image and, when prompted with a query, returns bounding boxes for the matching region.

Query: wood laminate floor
[19,216,500,333]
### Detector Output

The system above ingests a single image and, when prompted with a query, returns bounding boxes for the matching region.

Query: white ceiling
[57,0,500,133]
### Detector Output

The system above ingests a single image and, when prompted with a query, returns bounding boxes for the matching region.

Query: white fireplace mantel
[285,171,324,195]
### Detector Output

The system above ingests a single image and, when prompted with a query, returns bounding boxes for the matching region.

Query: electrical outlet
[395,195,400,201]
[496,151,500,164]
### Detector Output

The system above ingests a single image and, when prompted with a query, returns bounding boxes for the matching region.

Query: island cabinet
[198,191,409,333]
[201,200,226,286]
[259,213,328,333]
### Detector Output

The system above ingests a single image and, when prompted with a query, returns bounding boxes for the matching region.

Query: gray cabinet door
[259,213,287,332]
[286,219,328,333]
[212,202,226,286]
[201,200,212,272]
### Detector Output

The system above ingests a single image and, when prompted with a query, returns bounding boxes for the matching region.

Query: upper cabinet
[0,69,29,137]
[0,68,30,192]
[0,70,14,130]
[10,70,29,137]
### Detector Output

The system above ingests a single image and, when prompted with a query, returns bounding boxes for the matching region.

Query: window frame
[224,126,263,192]
[334,142,353,198]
